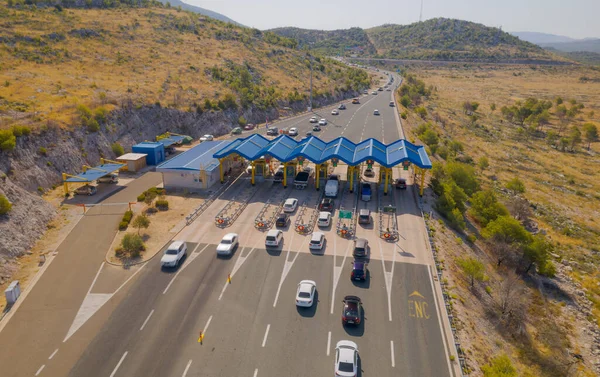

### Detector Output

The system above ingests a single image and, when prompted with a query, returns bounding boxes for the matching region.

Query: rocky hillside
[271,18,566,63]
[0,3,371,281]
[156,0,241,25]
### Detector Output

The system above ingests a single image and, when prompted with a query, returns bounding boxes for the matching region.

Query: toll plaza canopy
[159,135,186,148]
[213,134,432,169]
[64,163,125,183]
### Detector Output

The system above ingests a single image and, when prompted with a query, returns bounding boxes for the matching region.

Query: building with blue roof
[156,140,234,191]
[132,142,165,165]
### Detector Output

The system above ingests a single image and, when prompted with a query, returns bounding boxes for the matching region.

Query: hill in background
[511,31,576,44]
[539,39,600,54]
[156,0,241,25]
[271,18,564,63]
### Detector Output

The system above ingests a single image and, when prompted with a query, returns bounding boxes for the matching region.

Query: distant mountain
[539,39,600,54]
[547,49,600,66]
[157,0,241,25]
[271,18,563,63]
[511,32,575,44]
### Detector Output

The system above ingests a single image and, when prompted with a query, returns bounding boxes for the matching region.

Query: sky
[187,0,599,39]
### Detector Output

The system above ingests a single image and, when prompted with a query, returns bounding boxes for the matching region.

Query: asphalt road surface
[0,70,457,377]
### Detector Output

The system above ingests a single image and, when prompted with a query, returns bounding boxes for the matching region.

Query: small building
[132,142,165,165]
[156,140,234,191]
[116,153,148,172]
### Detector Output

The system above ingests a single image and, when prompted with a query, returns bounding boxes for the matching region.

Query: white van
[324,179,339,198]
[265,229,283,248]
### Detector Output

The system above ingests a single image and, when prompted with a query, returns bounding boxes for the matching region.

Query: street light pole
[309,54,313,112]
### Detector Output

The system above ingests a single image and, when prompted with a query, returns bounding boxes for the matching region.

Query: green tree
[477,156,489,171]
[521,235,554,276]
[0,194,12,215]
[420,129,439,146]
[505,177,525,195]
[400,95,411,108]
[445,162,479,196]
[469,190,509,226]
[436,179,469,214]
[238,116,247,126]
[568,126,582,151]
[457,257,486,288]
[583,123,598,150]
[0,130,16,151]
[415,106,427,119]
[121,234,145,256]
[132,214,150,235]
[555,97,563,106]
[482,216,532,245]
[546,130,558,147]
[481,354,517,377]
[111,142,124,156]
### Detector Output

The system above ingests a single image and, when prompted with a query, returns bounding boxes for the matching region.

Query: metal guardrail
[377,185,399,241]
[254,189,290,231]
[185,177,235,225]
[294,190,323,235]
[214,184,259,228]
[336,181,358,239]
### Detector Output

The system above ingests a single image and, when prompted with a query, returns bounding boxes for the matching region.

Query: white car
[371,91,378,95]
[200,134,214,142]
[288,127,298,136]
[334,340,359,377]
[283,198,298,213]
[309,232,325,250]
[161,241,187,268]
[317,211,331,227]
[318,119,327,126]
[373,109,380,115]
[97,173,118,183]
[265,229,283,248]
[216,233,239,257]
[331,109,339,115]
[309,116,318,123]
[296,280,316,307]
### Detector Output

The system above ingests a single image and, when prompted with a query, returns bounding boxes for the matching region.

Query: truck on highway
[361,182,371,201]
[294,170,310,189]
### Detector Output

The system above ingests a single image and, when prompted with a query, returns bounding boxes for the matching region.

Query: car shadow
[216,244,238,260]
[351,269,371,289]
[343,306,366,337]
[297,291,318,318]
[266,244,283,256]
[358,222,374,230]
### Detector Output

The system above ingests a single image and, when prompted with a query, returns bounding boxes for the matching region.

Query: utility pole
[308,53,313,112]
[419,0,424,22]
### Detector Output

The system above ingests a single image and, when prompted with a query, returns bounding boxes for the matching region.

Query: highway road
[0,70,459,377]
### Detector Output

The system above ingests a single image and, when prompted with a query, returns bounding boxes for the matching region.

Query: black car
[266,127,279,136]
[342,295,363,325]
[351,261,367,281]
[273,170,284,183]
[339,104,346,110]
[328,174,339,181]
[353,238,369,258]
[275,213,289,228]
[319,198,335,212]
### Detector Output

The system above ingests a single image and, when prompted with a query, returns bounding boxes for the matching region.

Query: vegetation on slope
[0,3,369,132]
[268,27,376,56]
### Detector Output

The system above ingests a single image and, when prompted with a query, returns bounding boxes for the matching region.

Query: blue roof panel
[212,134,432,169]
[65,163,125,183]
[157,140,231,171]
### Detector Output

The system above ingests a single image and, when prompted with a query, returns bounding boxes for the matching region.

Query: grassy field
[0,4,368,130]
[400,64,600,376]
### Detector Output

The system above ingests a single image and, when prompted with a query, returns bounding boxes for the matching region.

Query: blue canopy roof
[213,134,432,169]
[157,140,231,172]
[65,163,125,183]
[159,135,186,148]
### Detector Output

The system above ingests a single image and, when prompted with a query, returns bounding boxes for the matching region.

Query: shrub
[155,199,169,210]
[457,257,486,287]
[238,116,247,126]
[12,125,31,137]
[111,142,124,156]
[132,214,150,235]
[94,107,108,123]
[38,147,47,156]
[118,221,129,231]
[86,118,100,132]
[469,190,509,226]
[0,130,16,151]
[415,106,428,119]
[137,193,146,202]
[466,234,477,243]
[0,194,12,215]
[120,233,145,255]
[119,210,133,229]
[506,177,526,195]
[400,111,407,119]
[481,354,517,377]
[400,94,411,108]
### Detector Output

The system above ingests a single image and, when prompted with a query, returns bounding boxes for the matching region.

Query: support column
[420,168,425,197]
[62,173,69,195]
[384,167,390,196]
[315,163,321,190]
[349,166,354,193]
[219,159,224,183]
[251,160,256,186]
[283,165,288,188]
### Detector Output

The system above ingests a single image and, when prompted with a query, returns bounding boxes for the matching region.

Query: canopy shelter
[213,134,432,195]
[62,162,125,194]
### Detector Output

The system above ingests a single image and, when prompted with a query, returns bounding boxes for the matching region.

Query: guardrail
[214,184,259,228]
[377,186,399,241]
[254,189,290,231]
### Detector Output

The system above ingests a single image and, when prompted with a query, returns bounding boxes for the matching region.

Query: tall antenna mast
[419,0,424,22]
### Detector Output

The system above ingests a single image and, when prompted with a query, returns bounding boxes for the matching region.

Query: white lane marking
[203,315,213,336]
[87,262,104,295]
[109,351,128,377]
[35,365,45,376]
[378,238,394,322]
[261,324,271,347]
[331,241,351,314]
[163,244,208,295]
[253,368,258,377]
[139,309,154,331]
[391,340,396,367]
[427,266,453,374]
[273,232,303,307]
[48,348,58,360]
[218,243,258,301]
[327,331,332,356]
[182,360,192,377]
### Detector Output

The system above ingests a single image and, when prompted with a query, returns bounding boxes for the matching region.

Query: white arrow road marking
[273,231,306,307]
[331,238,351,314]
[378,238,396,322]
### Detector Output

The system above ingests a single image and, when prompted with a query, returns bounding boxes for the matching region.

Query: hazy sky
[188,0,599,39]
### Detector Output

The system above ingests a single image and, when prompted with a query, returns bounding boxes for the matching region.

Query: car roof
[344,295,361,302]
[336,340,358,360]
[223,233,237,240]
[311,232,325,240]
[267,229,281,237]
[169,240,184,249]
[318,211,330,219]
[298,280,316,291]
[354,238,368,247]
[322,198,333,203]
[359,209,370,215]
[353,261,366,269]
[285,198,297,204]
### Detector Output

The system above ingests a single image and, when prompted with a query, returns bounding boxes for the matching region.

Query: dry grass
[402,64,600,376]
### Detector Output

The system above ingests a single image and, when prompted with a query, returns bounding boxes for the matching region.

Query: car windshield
[266,236,276,241]
[166,249,178,255]
[311,240,321,244]
[338,362,354,372]
[359,215,369,219]
[221,239,232,244]
[355,247,365,252]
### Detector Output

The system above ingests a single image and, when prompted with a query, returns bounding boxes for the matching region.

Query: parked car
[97,173,118,183]
[331,109,339,115]
[395,178,407,189]
[217,233,239,257]
[161,241,187,268]
[317,211,332,227]
[288,127,298,136]
[309,232,325,251]
[351,261,367,281]
[296,280,316,307]
[265,229,283,248]
[353,238,369,259]
[319,198,335,212]
[358,209,371,224]
[275,213,289,228]
[283,198,298,213]
[334,340,359,377]
[339,104,346,110]
[74,184,97,196]
[342,295,363,325]
[200,134,214,141]
[373,109,380,115]
[243,124,255,130]
[309,116,318,123]
[318,118,327,126]
[231,127,242,135]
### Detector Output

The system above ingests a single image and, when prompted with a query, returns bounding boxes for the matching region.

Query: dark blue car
[351,261,367,281]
